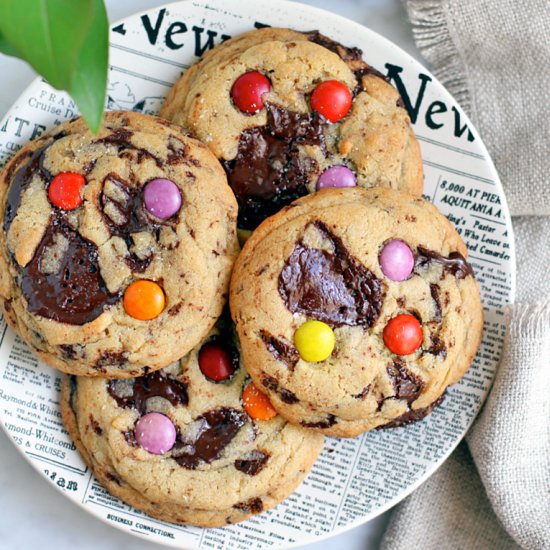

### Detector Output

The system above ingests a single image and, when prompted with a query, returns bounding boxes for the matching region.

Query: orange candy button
[123,280,165,320]
[242,382,277,421]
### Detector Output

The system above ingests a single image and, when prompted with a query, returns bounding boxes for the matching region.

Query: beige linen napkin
[382,1,550,549]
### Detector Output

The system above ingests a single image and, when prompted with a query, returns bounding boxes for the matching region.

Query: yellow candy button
[294,320,335,362]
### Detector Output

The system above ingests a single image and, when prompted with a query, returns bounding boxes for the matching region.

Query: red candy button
[231,71,271,114]
[48,172,86,210]
[198,343,234,382]
[383,314,423,355]
[310,80,352,122]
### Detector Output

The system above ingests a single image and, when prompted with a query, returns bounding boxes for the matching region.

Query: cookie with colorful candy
[0,111,239,377]
[160,27,423,234]
[60,315,324,526]
[230,187,483,438]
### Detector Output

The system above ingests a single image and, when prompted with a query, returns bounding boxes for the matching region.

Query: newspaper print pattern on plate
[0,0,515,548]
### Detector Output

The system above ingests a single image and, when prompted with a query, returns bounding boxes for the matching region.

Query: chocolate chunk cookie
[60,317,324,527]
[160,28,423,232]
[0,111,239,377]
[230,188,483,437]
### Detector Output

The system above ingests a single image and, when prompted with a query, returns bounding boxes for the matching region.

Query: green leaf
[0,0,93,89]
[0,0,109,132]
[69,0,108,132]
[0,29,20,57]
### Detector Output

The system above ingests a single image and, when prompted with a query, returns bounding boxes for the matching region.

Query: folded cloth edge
[505,300,550,337]
[467,300,550,550]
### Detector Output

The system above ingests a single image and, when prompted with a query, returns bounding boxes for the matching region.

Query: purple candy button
[143,178,182,219]
[135,412,176,455]
[316,165,356,190]
[379,240,414,282]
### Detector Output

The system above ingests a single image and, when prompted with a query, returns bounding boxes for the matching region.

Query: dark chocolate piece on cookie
[172,408,247,469]
[415,246,474,279]
[107,369,188,414]
[279,221,384,328]
[234,450,270,475]
[224,104,325,230]
[22,220,120,325]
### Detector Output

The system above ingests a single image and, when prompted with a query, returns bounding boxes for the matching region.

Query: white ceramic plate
[0,1,515,548]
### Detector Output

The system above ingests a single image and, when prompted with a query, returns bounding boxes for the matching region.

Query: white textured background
[0,1,422,548]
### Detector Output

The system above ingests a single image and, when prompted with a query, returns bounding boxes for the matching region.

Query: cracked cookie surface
[0,111,239,377]
[230,188,483,437]
[160,27,423,232]
[60,318,324,527]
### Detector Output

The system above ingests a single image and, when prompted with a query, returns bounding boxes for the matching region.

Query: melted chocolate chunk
[172,408,246,469]
[123,430,138,447]
[233,497,263,514]
[69,375,78,413]
[167,136,187,164]
[60,344,77,360]
[234,450,270,475]
[21,219,120,325]
[301,414,337,429]
[377,393,445,429]
[4,148,45,232]
[386,362,425,405]
[3,131,68,232]
[101,175,151,234]
[100,174,159,272]
[89,414,103,435]
[95,127,163,167]
[224,104,325,229]
[307,31,363,62]
[4,149,33,186]
[430,283,442,322]
[105,472,122,486]
[261,375,299,404]
[259,330,299,369]
[279,221,384,328]
[261,375,279,392]
[268,104,325,144]
[425,335,447,358]
[280,388,299,404]
[415,247,474,279]
[3,142,55,232]
[353,385,371,399]
[107,370,188,415]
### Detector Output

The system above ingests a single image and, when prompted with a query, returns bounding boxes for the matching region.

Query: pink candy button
[316,165,356,190]
[135,412,176,454]
[379,240,414,281]
[143,178,182,219]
